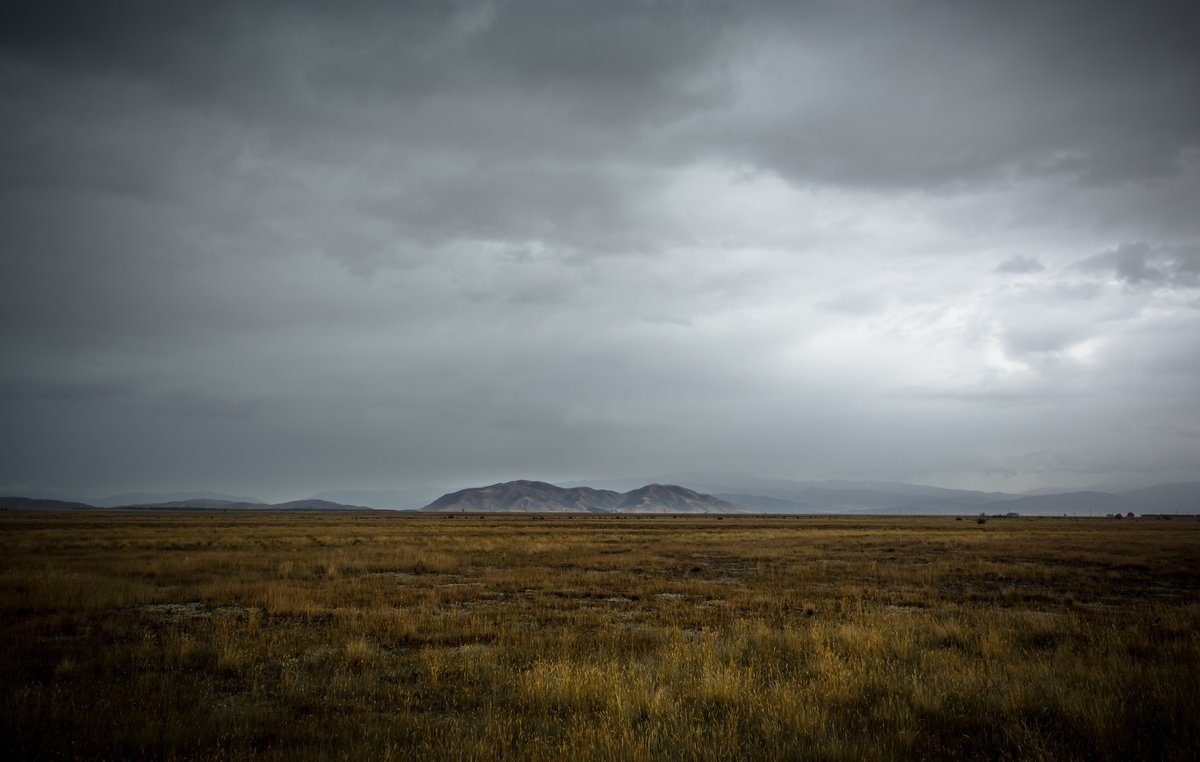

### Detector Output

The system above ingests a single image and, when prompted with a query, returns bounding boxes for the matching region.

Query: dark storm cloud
[2,0,1199,498]
[5,1,1199,184]
[1076,242,1200,288]
[722,0,1200,190]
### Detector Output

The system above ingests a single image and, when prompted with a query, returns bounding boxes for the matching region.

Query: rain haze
[2,0,1199,504]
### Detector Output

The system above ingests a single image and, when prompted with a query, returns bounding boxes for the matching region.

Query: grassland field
[1,510,1197,760]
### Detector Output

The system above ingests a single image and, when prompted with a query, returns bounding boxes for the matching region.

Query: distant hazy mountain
[0,496,96,510]
[115,501,374,513]
[661,472,1015,500]
[1118,483,1200,514]
[715,494,818,513]
[1019,487,1082,496]
[312,487,448,510]
[108,498,374,511]
[557,471,1200,515]
[92,491,266,508]
[979,491,1147,516]
[562,472,1018,513]
[271,499,374,511]
[422,480,741,513]
[118,499,270,509]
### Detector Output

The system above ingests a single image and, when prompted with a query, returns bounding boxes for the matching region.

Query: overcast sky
[2,0,1199,501]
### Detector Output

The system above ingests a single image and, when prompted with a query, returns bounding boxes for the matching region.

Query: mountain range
[555,472,1199,516]
[4,473,1197,515]
[0,496,375,511]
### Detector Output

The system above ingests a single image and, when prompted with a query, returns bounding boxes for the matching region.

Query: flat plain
[1,511,1197,760]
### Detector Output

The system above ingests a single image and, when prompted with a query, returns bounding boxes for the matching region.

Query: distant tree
[976,513,987,525]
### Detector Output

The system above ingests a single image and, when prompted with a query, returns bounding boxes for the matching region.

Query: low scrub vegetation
[2,511,1197,760]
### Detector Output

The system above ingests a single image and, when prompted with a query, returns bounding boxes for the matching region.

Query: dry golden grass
[1,511,1197,760]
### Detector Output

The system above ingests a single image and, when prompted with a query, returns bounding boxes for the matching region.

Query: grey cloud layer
[2,0,1198,498]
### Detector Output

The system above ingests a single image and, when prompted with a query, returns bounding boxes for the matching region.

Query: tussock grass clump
[1,511,1198,760]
